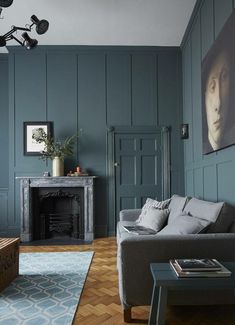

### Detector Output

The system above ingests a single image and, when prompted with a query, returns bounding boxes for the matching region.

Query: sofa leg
[124,307,132,322]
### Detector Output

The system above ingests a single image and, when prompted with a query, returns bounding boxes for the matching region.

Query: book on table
[175,258,222,271]
[169,259,231,278]
[122,225,157,235]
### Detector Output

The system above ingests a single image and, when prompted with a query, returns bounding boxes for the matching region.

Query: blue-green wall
[182,0,235,204]
[1,45,183,237]
[0,54,9,235]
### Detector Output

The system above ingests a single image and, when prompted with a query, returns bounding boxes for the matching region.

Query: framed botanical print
[23,121,52,156]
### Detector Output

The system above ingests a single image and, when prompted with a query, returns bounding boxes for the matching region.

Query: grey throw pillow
[138,207,169,232]
[157,212,211,235]
[137,198,171,223]
[167,194,189,224]
[183,198,224,224]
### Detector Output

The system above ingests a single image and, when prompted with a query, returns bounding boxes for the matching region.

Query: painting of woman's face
[202,10,235,155]
[204,50,230,150]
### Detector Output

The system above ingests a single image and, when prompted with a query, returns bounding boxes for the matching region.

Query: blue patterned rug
[0,252,93,325]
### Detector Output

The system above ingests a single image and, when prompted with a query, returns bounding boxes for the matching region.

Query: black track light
[0,0,13,8]
[0,35,6,47]
[31,15,49,35]
[22,32,38,50]
[0,11,49,49]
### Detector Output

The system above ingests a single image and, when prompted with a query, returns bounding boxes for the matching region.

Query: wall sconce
[0,0,49,50]
[180,123,189,139]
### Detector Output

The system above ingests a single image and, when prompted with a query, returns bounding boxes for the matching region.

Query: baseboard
[0,228,20,238]
[94,225,116,238]
[94,225,108,238]
[1,226,114,239]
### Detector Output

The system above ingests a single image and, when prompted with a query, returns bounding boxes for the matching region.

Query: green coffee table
[148,262,235,325]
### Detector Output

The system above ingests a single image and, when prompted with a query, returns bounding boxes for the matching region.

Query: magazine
[175,258,222,271]
[170,260,231,278]
[122,225,157,235]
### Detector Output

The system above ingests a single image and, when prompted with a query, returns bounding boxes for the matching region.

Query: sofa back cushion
[207,203,235,233]
[167,194,189,224]
[229,220,235,233]
[138,207,169,232]
[158,212,210,235]
[183,197,234,233]
[183,198,223,222]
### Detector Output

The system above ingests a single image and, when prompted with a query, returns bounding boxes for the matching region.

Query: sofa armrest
[118,233,235,309]
[119,209,141,222]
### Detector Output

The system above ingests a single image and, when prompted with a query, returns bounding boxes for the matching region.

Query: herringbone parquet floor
[20,237,235,325]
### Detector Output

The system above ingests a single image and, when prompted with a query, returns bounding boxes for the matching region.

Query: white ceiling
[0,0,196,53]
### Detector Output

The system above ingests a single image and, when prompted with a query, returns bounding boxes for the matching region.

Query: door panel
[115,132,162,219]
[141,155,157,185]
[120,156,136,185]
[120,197,136,211]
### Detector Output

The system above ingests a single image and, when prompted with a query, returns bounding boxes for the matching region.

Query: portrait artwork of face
[202,11,235,154]
[204,50,230,150]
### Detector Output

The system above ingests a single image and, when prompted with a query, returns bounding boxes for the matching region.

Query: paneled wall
[182,0,235,204]
[0,55,9,235]
[1,45,183,237]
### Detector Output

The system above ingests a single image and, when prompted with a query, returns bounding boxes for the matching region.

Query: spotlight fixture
[30,15,49,35]
[0,35,6,47]
[0,0,13,8]
[22,32,38,50]
[0,14,49,50]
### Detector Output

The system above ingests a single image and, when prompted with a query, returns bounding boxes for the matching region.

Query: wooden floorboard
[20,237,235,325]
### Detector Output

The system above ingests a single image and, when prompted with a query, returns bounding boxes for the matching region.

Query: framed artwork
[202,11,235,154]
[24,121,52,156]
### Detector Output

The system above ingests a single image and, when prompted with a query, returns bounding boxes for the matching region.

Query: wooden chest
[0,238,20,292]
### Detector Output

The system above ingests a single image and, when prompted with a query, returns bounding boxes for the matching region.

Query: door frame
[107,125,171,235]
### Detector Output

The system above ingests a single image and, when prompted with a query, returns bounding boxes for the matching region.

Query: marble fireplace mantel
[16,176,96,242]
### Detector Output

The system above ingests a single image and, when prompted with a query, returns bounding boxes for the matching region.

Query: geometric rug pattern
[0,252,93,325]
[16,238,235,325]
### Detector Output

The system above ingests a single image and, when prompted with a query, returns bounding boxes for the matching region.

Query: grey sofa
[116,195,235,322]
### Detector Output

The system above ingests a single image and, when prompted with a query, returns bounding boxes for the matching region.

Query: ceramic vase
[52,157,64,177]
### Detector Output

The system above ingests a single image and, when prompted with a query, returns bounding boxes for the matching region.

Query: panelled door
[113,127,170,221]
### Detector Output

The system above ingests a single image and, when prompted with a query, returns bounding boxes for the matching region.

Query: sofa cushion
[229,220,235,233]
[183,198,223,223]
[136,198,171,223]
[138,207,169,231]
[207,203,235,233]
[158,212,211,235]
[167,194,189,224]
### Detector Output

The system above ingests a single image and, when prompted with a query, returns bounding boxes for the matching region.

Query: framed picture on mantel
[24,121,52,156]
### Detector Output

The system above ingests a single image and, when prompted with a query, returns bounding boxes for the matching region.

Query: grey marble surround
[16,176,96,242]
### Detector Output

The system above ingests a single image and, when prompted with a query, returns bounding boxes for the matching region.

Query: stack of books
[170,258,231,278]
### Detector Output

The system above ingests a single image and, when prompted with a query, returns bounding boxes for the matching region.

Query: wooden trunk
[0,238,20,292]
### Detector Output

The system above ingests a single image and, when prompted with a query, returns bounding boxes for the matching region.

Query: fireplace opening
[32,187,84,240]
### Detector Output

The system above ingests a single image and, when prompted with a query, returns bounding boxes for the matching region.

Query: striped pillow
[136,198,171,223]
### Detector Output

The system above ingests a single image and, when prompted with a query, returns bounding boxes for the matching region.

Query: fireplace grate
[40,213,80,239]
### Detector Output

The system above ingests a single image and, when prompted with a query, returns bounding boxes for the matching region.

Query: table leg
[156,286,168,325]
[148,284,159,325]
